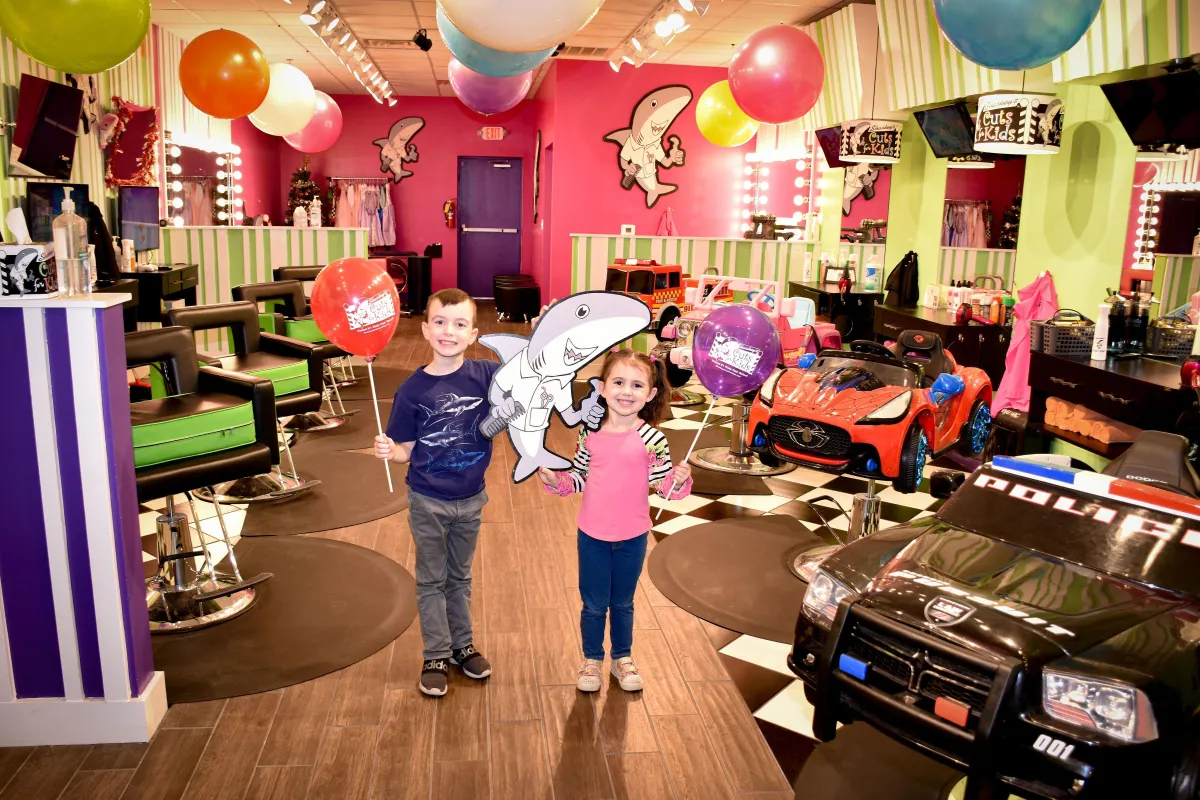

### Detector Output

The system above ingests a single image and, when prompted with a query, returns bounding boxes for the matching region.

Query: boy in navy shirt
[374,287,505,696]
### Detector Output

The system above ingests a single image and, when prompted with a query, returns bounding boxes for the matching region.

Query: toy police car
[788,431,1200,799]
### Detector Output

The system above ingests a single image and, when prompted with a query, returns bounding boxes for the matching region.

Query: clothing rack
[945,199,990,205]
[328,176,389,183]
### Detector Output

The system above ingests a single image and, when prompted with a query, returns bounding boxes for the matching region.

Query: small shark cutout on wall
[374,117,426,183]
[604,85,692,208]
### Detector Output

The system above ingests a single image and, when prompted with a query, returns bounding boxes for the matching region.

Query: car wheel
[655,306,681,343]
[895,424,929,494]
[958,399,992,457]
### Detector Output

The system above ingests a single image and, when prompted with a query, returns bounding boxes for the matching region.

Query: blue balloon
[436,5,554,79]
[933,0,1102,71]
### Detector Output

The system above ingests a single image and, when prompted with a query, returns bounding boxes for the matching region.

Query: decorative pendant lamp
[1135,144,1189,162]
[840,119,902,164]
[948,154,995,169]
[975,93,1064,155]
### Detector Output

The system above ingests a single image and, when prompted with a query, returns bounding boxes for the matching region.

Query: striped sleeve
[568,426,591,493]
[640,424,673,487]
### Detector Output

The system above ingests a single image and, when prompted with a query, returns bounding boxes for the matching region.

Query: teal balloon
[933,0,1102,71]
[436,4,554,78]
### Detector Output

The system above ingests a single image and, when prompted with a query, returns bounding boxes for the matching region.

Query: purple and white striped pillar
[0,294,165,746]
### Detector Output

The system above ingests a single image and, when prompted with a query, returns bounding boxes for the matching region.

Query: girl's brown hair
[598,349,672,426]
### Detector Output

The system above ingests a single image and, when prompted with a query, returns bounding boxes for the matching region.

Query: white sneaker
[610,657,644,692]
[577,658,603,693]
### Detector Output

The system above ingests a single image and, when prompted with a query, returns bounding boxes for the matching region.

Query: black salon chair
[232,280,354,431]
[167,301,324,503]
[126,326,275,632]
[272,266,360,385]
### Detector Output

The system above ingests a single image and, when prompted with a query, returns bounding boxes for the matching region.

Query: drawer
[1030,352,1189,429]
[874,307,908,339]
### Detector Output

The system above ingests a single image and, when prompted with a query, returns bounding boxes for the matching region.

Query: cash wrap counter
[0,292,166,745]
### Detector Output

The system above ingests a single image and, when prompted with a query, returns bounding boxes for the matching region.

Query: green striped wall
[1158,151,1200,184]
[1154,254,1200,311]
[937,247,1018,288]
[160,226,369,353]
[795,4,873,132]
[1052,0,1199,83]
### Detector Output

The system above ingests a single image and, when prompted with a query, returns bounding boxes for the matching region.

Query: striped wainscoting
[1052,0,1199,83]
[0,295,166,745]
[937,247,1018,288]
[1158,151,1200,184]
[1156,254,1200,311]
[159,226,369,353]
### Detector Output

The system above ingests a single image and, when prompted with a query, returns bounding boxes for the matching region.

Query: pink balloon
[283,91,343,153]
[728,26,824,125]
[448,58,532,115]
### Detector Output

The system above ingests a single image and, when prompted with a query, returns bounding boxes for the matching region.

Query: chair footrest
[159,550,204,564]
[195,572,274,602]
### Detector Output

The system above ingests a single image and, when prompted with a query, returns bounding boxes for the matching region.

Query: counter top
[790,281,882,296]
[877,303,1008,328]
[0,292,130,309]
[1037,351,1189,393]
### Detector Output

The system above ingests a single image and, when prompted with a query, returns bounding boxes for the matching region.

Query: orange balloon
[179,30,270,120]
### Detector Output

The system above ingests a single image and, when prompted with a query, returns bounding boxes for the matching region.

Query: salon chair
[273,265,360,385]
[126,326,275,632]
[232,280,354,431]
[167,301,324,503]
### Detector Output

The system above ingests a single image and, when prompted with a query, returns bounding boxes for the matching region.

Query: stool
[496,283,540,323]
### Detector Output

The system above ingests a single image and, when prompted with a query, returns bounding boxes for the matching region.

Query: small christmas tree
[287,156,327,225]
[998,194,1021,249]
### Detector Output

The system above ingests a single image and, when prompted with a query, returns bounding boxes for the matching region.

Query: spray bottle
[51,187,90,295]
[1090,302,1109,361]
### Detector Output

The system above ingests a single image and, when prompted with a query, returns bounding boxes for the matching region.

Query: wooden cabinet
[789,281,881,341]
[873,305,1010,386]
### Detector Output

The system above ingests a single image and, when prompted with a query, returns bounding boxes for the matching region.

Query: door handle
[461,227,518,233]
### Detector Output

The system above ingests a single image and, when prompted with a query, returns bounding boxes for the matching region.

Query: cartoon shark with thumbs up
[604,85,692,208]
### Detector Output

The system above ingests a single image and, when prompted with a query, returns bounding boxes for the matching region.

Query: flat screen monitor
[26,182,89,243]
[1102,70,1200,148]
[815,126,850,169]
[914,102,977,157]
[118,186,161,252]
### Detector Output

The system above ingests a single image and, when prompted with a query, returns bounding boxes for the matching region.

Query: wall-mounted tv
[9,74,84,180]
[914,102,977,158]
[815,126,850,168]
[26,182,89,243]
[118,186,161,252]
[1102,70,1200,148]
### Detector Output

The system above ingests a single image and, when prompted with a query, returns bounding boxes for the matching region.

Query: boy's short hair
[426,288,476,324]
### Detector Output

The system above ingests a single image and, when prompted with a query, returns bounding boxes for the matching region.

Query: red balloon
[311,258,399,358]
[729,26,824,125]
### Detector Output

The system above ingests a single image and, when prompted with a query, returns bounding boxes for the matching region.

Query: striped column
[937,247,1018,288]
[0,294,166,746]
[1157,254,1200,311]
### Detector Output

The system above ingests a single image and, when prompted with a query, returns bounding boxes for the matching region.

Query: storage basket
[1147,314,1196,358]
[1031,309,1094,357]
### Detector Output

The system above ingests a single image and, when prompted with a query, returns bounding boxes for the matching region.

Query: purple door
[458,156,522,298]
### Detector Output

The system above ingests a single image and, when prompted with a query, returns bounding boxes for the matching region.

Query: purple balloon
[692,305,781,397]
[448,57,532,115]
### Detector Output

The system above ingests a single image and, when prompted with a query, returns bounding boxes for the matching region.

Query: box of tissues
[0,207,57,298]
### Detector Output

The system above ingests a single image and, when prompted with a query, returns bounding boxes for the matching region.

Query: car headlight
[861,391,912,424]
[760,368,784,406]
[801,569,856,629]
[1043,670,1158,743]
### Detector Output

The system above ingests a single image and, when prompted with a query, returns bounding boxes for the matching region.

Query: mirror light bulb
[216,157,226,166]
[170,164,181,175]
[217,185,227,193]
[233,157,242,166]
[234,212,244,221]
[234,198,244,207]
[169,146,181,158]
[795,177,807,188]
[743,180,752,189]
[233,171,243,180]
[794,195,805,205]
[171,181,183,192]
[234,185,243,194]
[742,194,752,203]
[218,211,228,221]
[759,196,768,204]
[759,182,769,190]
[217,198,227,207]
[744,166,754,176]
[231,145,241,155]
[760,167,770,176]
[796,160,807,171]
[173,216,184,227]
[171,197,183,209]
[217,171,227,179]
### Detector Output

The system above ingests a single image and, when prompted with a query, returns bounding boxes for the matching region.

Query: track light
[631,36,642,52]
[339,32,350,44]
[679,0,693,8]
[693,0,710,14]
[347,38,356,52]
[609,59,621,72]
[412,28,433,51]
[299,1,323,25]
[325,16,339,31]
[388,98,398,107]
[654,19,672,37]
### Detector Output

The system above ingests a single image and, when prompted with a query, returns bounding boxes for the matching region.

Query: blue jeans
[577,530,648,661]
[408,488,486,660]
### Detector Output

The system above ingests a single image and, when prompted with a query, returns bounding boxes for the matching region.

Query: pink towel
[992,271,1059,414]
[656,207,679,236]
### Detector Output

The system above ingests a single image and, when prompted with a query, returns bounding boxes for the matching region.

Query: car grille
[846,622,994,720]
[768,416,851,457]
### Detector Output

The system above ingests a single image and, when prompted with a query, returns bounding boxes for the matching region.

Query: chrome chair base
[689,447,796,476]
[192,470,315,504]
[147,580,258,633]
[283,411,347,432]
[670,389,706,407]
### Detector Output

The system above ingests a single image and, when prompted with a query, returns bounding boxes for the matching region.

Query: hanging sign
[839,120,902,164]
[479,126,508,140]
[975,93,1064,155]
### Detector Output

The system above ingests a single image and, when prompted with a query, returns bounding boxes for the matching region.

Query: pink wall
[271,95,538,293]
[231,118,282,223]
[530,65,558,292]
[546,60,756,299]
[943,157,1026,248]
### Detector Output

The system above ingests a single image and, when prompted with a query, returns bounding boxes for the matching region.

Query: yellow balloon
[696,80,759,148]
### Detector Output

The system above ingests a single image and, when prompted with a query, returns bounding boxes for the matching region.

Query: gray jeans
[407,488,486,660]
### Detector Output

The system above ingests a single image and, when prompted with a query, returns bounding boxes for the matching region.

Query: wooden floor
[0,307,793,800]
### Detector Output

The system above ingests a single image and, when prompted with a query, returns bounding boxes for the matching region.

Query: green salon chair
[167,301,324,503]
[274,265,361,387]
[126,326,275,632]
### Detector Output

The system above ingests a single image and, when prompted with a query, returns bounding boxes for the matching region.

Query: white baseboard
[0,671,168,746]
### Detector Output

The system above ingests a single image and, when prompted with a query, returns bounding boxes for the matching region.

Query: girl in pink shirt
[539,350,693,693]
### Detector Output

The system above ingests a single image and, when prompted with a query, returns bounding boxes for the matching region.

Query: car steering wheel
[849,340,900,360]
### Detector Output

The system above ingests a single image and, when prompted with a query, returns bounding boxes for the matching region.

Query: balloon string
[367,358,394,494]
[656,396,716,520]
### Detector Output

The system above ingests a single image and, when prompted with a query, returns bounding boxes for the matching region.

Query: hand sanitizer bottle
[52,187,90,296]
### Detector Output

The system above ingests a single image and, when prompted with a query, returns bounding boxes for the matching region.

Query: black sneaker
[451,645,492,679]
[420,659,449,696]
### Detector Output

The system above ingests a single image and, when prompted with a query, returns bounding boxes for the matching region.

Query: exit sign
[479,126,508,141]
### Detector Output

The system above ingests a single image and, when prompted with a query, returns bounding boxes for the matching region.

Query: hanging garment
[656,207,678,236]
[992,271,1059,414]
[380,185,396,246]
[942,201,988,248]
[884,251,920,308]
[360,186,384,245]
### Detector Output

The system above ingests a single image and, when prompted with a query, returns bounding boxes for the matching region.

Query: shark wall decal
[373,117,426,183]
[604,85,692,209]
[478,291,652,483]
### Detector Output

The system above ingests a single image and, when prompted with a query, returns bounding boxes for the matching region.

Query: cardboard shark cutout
[604,85,691,208]
[373,117,425,183]
[479,292,652,483]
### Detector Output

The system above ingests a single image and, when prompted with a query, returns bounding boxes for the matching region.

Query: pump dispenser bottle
[51,188,90,295]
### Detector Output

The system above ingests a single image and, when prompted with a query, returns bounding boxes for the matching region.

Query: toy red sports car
[746,331,993,492]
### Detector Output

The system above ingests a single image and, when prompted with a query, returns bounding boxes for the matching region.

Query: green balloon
[0,0,151,75]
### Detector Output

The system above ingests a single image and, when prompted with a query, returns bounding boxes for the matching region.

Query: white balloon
[438,0,603,53]
[249,63,317,137]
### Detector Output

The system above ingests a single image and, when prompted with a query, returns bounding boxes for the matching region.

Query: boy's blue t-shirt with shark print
[386,359,500,501]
